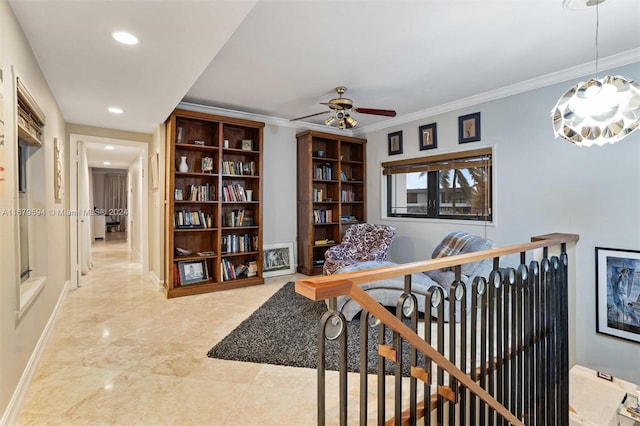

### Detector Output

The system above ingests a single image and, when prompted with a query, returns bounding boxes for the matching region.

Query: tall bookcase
[164,109,264,298]
[296,130,367,275]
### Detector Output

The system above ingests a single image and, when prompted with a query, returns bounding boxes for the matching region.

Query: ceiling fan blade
[290,111,329,121]
[353,107,397,117]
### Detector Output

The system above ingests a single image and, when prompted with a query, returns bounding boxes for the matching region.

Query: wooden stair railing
[296,233,579,426]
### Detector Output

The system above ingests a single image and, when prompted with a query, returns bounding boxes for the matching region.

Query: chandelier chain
[594,0,599,78]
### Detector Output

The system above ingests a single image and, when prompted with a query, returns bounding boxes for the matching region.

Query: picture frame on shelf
[178,259,209,285]
[418,123,437,151]
[174,188,183,201]
[458,112,481,143]
[595,247,640,344]
[388,130,403,155]
[201,156,213,173]
[263,242,295,278]
[241,139,253,151]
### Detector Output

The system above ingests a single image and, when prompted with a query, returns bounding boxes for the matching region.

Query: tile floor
[15,237,636,425]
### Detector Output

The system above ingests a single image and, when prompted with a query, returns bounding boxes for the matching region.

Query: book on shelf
[174,210,214,229]
[222,161,256,176]
[312,209,332,224]
[221,233,258,254]
[247,261,257,277]
[187,184,215,201]
[222,184,249,202]
[341,215,358,223]
[224,209,254,227]
[221,258,251,281]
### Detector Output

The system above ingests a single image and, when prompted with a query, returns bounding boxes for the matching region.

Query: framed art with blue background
[419,123,437,150]
[595,247,640,344]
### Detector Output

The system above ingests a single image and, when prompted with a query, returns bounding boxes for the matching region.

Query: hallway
[17,240,318,425]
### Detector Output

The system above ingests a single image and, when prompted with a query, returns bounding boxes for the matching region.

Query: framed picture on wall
[388,131,403,155]
[595,247,640,344]
[418,123,437,150]
[458,112,481,143]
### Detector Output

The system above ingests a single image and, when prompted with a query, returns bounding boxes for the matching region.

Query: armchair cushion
[323,223,396,275]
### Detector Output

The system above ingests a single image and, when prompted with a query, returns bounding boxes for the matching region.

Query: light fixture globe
[552,75,640,146]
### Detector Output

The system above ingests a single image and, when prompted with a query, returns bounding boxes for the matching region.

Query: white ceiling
[84,141,141,170]
[8,0,640,140]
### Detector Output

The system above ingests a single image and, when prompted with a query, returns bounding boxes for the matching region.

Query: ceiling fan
[290,86,396,129]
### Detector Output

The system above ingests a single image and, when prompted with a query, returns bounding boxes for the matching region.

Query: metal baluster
[360,310,371,426]
[317,309,347,426]
[487,269,502,426]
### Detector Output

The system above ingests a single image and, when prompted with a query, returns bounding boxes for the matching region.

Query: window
[383,147,492,221]
[18,141,30,281]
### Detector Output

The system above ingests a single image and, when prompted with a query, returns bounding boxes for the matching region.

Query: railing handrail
[295,232,579,425]
[295,233,579,302]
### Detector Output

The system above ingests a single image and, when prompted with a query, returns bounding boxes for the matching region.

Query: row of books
[312,209,333,224]
[174,210,214,228]
[221,233,258,253]
[222,184,249,202]
[313,164,333,180]
[221,259,258,281]
[224,209,254,227]
[188,184,215,201]
[222,161,256,176]
[341,189,356,202]
[312,188,328,202]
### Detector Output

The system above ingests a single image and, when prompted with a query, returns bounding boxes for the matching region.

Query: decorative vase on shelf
[178,156,188,173]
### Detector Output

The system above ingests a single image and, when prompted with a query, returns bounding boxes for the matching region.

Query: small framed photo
[241,139,253,151]
[418,123,437,151]
[263,242,295,278]
[458,112,481,143]
[201,157,213,173]
[174,188,183,201]
[596,247,640,344]
[178,259,209,285]
[388,131,403,155]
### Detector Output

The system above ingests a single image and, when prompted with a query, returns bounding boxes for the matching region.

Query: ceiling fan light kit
[291,86,396,129]
[552,0,640,146]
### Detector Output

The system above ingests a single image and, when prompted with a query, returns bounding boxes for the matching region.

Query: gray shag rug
[207,282,420,375]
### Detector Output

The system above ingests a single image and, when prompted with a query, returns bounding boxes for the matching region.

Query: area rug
[207,282,420,375]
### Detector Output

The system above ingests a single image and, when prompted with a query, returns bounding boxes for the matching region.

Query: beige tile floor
[16,235,636,425]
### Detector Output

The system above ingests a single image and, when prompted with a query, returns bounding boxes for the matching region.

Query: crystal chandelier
[551,0,640,146]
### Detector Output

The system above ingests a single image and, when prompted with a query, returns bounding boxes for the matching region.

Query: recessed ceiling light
[103,162,111,165]
[108,107,124,114]
[112,31,138,45]
[104,145,115,150]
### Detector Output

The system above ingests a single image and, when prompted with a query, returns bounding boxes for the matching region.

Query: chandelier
[551,0,640,146]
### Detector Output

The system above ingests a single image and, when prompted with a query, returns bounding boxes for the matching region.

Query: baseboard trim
[148,271,161,288]
[0,280,70,425]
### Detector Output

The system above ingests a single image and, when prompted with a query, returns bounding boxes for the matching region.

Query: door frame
[69,133,149,289]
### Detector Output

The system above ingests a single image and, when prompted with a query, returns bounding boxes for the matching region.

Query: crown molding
[353,49,640,136]
[180,50,638,138]
[177,102,354,137]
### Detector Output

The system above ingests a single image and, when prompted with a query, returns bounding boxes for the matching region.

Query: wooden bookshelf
[296,130,367,275]
[164,109,264,298]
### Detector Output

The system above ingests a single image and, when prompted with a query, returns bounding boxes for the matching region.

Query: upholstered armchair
[323,223,396,275]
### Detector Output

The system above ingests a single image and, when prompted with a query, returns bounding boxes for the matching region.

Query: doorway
[69,134,149,289]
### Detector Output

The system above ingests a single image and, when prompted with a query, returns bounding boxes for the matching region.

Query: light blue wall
[361,62,640,384]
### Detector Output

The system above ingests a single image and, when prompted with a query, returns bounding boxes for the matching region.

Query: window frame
[383,147,493,222]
